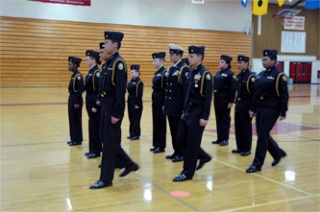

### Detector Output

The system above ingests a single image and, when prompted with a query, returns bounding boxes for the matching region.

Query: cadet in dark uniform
[233,55,255,156]
[164,43,189,162]
[246,49,288,173]
[150,52,167,154]
[173,46,212,182]
[83,50,102,158]
[90,31,139,189]
[212,55,236,146]
[127,64,144,140]
[67,56,84,146]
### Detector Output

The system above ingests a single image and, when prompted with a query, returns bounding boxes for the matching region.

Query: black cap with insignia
[130,64,140,71]
[152,52,166,59]
[86,50,101,65]
[220,55,232,63]
[68,56,82,66]
[188,46,205,56]
[104,31,124,42]
[99,42,104,50]
[263,49,278,60]
[237,55,250,62]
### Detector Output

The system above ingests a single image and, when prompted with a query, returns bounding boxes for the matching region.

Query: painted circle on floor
[170,191,190,198]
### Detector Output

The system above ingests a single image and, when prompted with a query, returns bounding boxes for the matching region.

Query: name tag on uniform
[156,74,161,77]
[88,74,92,76]
[267,76,274,80]
[172,71,179,76]
[222,73,228,77]
[194,73,201,80]
[132,82,136,85]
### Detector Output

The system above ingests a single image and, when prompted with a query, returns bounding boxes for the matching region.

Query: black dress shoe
[153,147,165,153]
[219,140,229,146]
[232,149,241,153]
[68,141,82,146]
[67,141,72,145]
[150,147,156,152]
[196,155,212,170]
[127,136,132,139]
[211,140,221,144]
[246,165,261,173]
[84,152,91,156]
[130,136,139,140]
[120,163,139,177]
[272,152,287,166]
[89,180,112,189]
[172,155,184,162]
[87,153,101,159]
[241,151,251,156]
[98,164,101,168]
[166,154,176,160]
[173,174,192,182]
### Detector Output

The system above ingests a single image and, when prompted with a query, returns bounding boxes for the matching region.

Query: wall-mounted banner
[192,0,205,4]
[30,0,91,6]
[284,16,305,30]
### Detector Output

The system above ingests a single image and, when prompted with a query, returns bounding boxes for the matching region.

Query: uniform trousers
[152,91,166,148]
[128,95,142,137]
[177,106,210,178]
[68,94,83,142]
[234,100,253,152]
[86,93,101,153]
[252,107,286,168]
[99,97,134,183]
[214,97,231,142]
[168,115,183,156]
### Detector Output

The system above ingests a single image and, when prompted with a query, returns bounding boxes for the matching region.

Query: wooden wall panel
[0,16,252,87]
[252,4,319,59]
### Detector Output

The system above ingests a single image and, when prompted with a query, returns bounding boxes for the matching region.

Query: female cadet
[246,49,288,173]
[84,50,102,159]
[67,56,84,146]
[150,52,167,153]
[212,55,236,146]
[173,46,212,182]
[233,55,255,156]
[127,64,144,140]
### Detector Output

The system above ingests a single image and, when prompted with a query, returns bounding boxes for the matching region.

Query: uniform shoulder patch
[233,75,236,79]
[118,62,124,70]
[206,73,211,80]
[282,75,287,81]
[251,77,256,82]
[96,72,101,78]
[77,75,82,80]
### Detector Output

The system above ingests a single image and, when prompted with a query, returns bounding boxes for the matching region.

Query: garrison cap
[99,42,105,50]
[263,49,278,60]
[152,52,166,59]
[130,64,140,71]
[68,56,82,66]
[169,43,186,54]
[237,55,250,62]
[104,31,124,42]
[220,55,233,63]
[188,45,205,56]
[86,50,100,59]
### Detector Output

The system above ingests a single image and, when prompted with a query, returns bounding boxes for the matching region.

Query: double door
[289,62,312,84]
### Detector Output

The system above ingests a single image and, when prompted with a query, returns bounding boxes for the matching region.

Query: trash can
[287,78,293,85]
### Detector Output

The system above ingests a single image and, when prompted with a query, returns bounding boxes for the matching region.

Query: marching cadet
[150,52,167,154]
[173,46,212,182]
[84,50,102,159]
[67,56,84,146]
[127,64,144,140]
[233,55,255,156]
[90,31,139,189]
[164,43,189,162]
[212,55,236,146]
[246,49,288,173]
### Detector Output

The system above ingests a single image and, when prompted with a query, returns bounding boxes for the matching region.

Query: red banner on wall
[30,0,91,6]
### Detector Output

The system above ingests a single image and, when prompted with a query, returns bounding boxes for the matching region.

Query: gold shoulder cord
[200,70,210,97]
[136,81,141,97]
[178,65,188,84]
[73,74,81,93]
[92,69,100,92]
[112,59,127,86]
[247,75,254,94]
[276,73,286,97]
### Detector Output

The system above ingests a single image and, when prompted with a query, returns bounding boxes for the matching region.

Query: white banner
[192,0,204,4]
[284,16,305,30]
[281,31,306,53]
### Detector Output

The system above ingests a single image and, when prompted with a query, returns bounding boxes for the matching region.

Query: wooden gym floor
[0,84,319,211]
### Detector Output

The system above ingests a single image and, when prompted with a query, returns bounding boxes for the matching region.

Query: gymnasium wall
[0,16,252,87]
